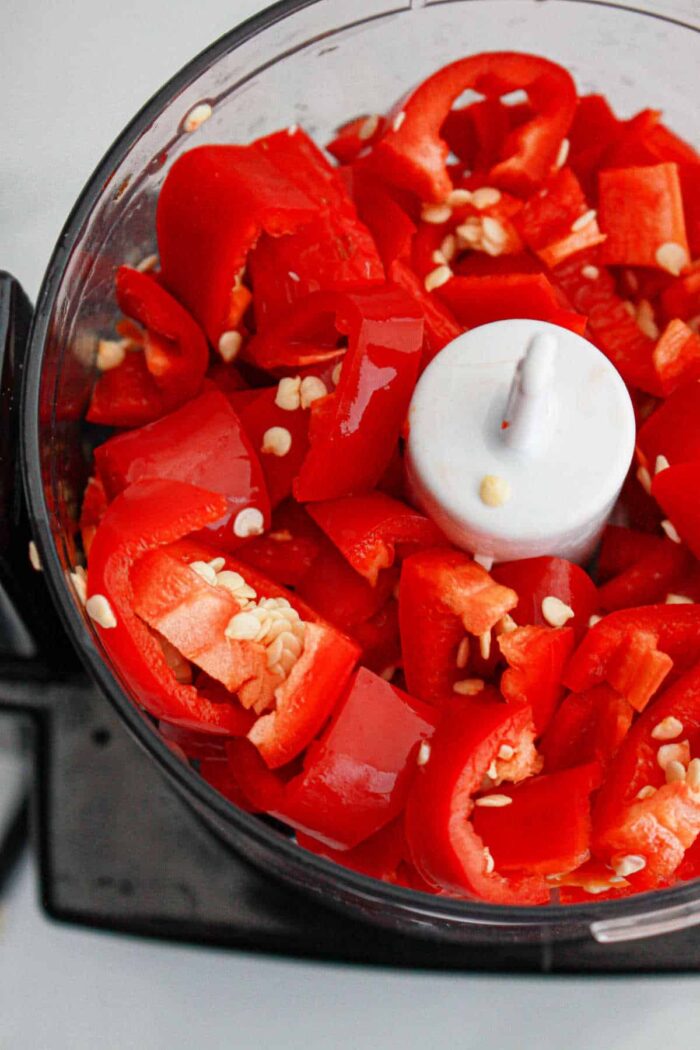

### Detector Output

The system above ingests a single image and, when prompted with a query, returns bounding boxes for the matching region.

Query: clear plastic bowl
[22,0,700,947]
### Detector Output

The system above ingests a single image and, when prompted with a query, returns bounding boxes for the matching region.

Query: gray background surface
[1,0,699,1046]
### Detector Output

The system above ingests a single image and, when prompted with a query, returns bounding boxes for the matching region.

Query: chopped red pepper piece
[597,537,690,612]
[93,388,271,549]
[296,538,397,634]
[345,169,417,269]
[405,694,548,903]
[597,525,670,582]
[86,479,245,734]
[326,114,386,165]
[350,598,402,677]
[296,818,407,882]
[79,475,107,558]
[156,144,318,344]
[441,98,512,172]
[274,667,438,849]
[436,273,586,334]
[514,167,606,269]
[652,318,700,396]
[365,52,576,201]
[568,93,623,195]
[492,556,598,640]
[237,387,310,508]
[472,762,602,875]
[598,163,689,271]
[499,625,575,734]
[388,258,463,368]
[87,267,210,427]
[652,462,700,560]
[307,492,446,586]
[399,549,517,702]
[234,501,323,589]
[637,381,700,469]
[540,684,634,774]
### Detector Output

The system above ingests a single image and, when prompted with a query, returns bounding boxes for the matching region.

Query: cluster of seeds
[263,374,332,459]
[421,186,510,292]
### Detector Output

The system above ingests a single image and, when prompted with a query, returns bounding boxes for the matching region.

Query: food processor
[1,0,699,970]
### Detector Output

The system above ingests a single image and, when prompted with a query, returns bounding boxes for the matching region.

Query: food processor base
[2,669,699,973]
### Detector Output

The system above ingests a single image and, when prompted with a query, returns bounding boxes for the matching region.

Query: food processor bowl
[17,0,700,947]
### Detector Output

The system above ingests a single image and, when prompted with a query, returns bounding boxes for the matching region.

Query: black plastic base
[0,671,696,973]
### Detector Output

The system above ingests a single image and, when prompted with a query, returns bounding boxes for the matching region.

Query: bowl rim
[20,0,700,936]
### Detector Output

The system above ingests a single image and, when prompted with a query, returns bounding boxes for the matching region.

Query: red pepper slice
[344,169,417,269]
[568,94,623,196]
[436,273,587,335]
[296,539,398,634]
[156,144,318,345]
[492,556,598,640]
[652,319,700,396]
[350,598,402,677]
[296,818,407,882]
[564,606,700,707]
[441,98,512,172]
[265,288,423,502]
[597,525,670,581]
[388,258,463,369]
[211,737,288,812]
[234,501,323,588]
[597,538,691,612]
[637,381,700,469]
[660,267,700,324]
[93,387,271,550]
[86,479,246,734]
[399,549,517,703]
[365,52,576,201]
[513,167,606,269]
[326,114,386,165]
[540,684,634,774]
[87,267,210,427]
[652,462,700,560]
[593,660,700,888]
[307,492,446,586]
[273,667,438,850]
[405,694,548,903]
[237,387,310,508]
[498,625,575,734]
[472,762,602,875]
[79,475,107,558]
[598,163,689,271]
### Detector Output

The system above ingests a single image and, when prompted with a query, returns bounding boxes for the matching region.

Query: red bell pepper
[365,52,576,201]
[326,114,386,165]
[597,525,670,581]
[652,319,700,396]
[273,667,438,850]
[86,478,249,734]
[307,493,446,585]
[388,258,463,368]
[540,684,634,774]
[399,549,517,702]
[472,762,602,876]
[660,267,700,324]
[598,164,689,271]
[93,388,271,549]
[498,625,575,734]
[156,143,320,344]
[79,475,107,558]
[345,169,417,269]
[492,556,598,640]
[652,462,700,560]
[237,386,310,508]
[350,598,402,677]
[296,539,397,633]
[87,267,210,427]
[593,660,700,888]
[234,501,323,588]
[296,818,407,882]
[568,94,623,196]
[248,130,384,330]
[264,288,423,502]
[597,537,691,612]
[442,98,512,172]
[564,606,700,709]
[405,693,548,903]
[513,167,606,269]
[436,273,586,335]
[637,381,700,469]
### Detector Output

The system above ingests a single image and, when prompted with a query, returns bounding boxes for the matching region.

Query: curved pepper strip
[296,538,398,633]
[274,288,424,502]
[498,625,575,735]
[156,144,319,345]
[87,267,210,427]
[365,51,576,201]
[540,684,634,774]
[238,387,311,508]
[271,667,438,850]
[85,478,247,734]
[593,660,700,889]
[307,492,446,586]
[652,319,700,397]
[436,273,587,335]
[399,549,517,703]
[405,694,548,903]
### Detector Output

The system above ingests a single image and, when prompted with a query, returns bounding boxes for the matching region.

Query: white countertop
[1,1,700,1044]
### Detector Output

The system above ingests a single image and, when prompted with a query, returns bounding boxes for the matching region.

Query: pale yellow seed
[622,300,637,318]
[183,102,213,133]
[588,614,603,628]
[392,110,406,132]
[497,744,515,761]
[225,611,261,641]
[636,300,659,340]
[288,270,301,283]
[300,376,328,409]
[28,540,42,572]
[541,595,574,628]
[440,233,457,262]
[651,716,684,740]
[661,520,682,544]
[446,188,473,206]
[555,137,570,169]
[655,241,688,276]
[474,794,513,808]
[424,265,453,292]
[380,665,397,682]
[687,758,700,791]
[208,558,226,573]
[483,847,495,874]
[636,785,656,801]
[233,507,264,538]
[612,854,646,877]
[218,330,242,363]
[136,253,158,273]
[481,216,507,245]
[479,474,511,507]
[358,114,380,141]
[261,426,292,457]
[86,594,117,629]
[453,678,485,696]
[456,636,470,669]
[275,376,301,412]
[571,208,597,233]
[473,552,494,571]
[431,249,447,266]
[479,631,491,661]
[486,760,498,780]
[96,339,126,372]
[658,741,689,770]
[636,465,652,495]
[666,759,687,784]
[416,741,432,766]
[481,236,505,258]
[496,614,518,635]
[581,264,600,280]
[70,569,88,606]
[331,362,343,387]
[189,560,217,586]
[655,454,670,474]
[421,203,453,225]
[471,187,501,210]
[666,593,693,605]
